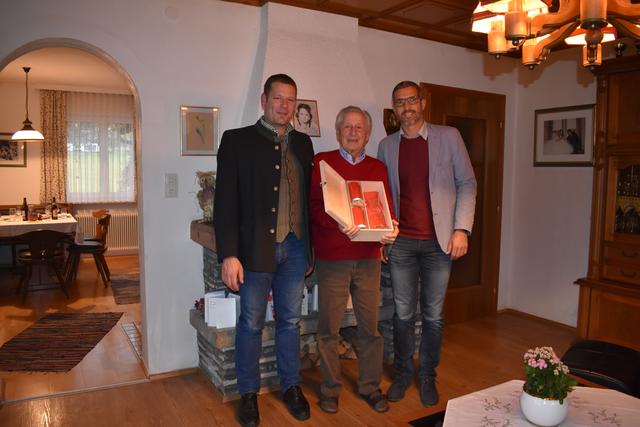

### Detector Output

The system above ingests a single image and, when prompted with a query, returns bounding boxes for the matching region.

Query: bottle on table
[51,197,59,220]
[22,197,28,221]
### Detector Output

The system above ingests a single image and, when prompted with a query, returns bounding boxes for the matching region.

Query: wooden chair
[66,213,111,286]
[84,209,108,242]
[15,230,70,303]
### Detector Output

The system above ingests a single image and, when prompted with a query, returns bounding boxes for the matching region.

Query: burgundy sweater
[310,150,395,260]
[398,135,436,239]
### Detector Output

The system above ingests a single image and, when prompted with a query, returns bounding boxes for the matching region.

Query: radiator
[76,209,139,255]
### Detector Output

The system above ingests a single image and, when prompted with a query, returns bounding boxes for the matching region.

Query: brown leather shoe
[319,395,339,413]
[359,389,389,413]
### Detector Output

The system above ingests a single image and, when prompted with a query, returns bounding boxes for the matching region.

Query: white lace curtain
[66,92,135,203]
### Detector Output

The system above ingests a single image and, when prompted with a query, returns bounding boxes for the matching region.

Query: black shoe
[387,377,410,402]
[419,377,439,407]
[238,393,260,427]
[319,394,339,413]
[283,385,310,421]
[359,389,389,413]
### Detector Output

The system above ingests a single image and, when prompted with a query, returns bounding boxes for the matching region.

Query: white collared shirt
[338,146,366,165]
[400,121,428,141]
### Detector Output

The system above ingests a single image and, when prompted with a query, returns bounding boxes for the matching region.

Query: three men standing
[377,81,477,407]
[215,75,476,426]
[214,74,313,427]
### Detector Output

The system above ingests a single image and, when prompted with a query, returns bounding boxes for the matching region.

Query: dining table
[0,214,82,243]
[443,379,640,426]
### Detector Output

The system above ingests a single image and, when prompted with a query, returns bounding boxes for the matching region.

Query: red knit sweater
[310,150,395,260]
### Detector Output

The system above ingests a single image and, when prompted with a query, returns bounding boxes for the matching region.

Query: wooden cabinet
[577,56,640,351]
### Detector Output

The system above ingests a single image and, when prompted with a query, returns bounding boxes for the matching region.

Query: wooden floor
[0,255,146,404]
[0,310,577,427]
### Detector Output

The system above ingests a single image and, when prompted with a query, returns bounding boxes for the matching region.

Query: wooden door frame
[421,82,505,320]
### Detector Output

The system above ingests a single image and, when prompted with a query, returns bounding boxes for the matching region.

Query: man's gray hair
[335,105,372,136]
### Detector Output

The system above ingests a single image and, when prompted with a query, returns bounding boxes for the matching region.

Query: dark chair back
[16,230,69,262]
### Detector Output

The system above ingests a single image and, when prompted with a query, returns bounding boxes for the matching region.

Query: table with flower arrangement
[442,379,640,426]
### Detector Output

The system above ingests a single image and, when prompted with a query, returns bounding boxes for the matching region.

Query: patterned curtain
[40,90,68,203]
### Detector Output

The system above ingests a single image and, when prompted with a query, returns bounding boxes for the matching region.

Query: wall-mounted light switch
[165,173,178,198]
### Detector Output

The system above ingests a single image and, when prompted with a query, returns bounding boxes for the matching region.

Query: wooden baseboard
[498,309,577,333]
[149,367,199,381]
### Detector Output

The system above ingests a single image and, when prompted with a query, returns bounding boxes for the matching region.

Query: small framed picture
[293,99,320,137]
[383,109,400,135]
[534,104,595,167]
[0,132,27,167]
[180,106,220,156]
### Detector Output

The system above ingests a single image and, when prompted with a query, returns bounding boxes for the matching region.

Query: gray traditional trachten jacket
[377,122,477,253]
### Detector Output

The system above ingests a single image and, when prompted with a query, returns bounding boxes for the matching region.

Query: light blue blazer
[377,123,477,253]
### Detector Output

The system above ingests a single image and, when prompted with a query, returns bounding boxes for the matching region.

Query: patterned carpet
[0,312,123,372]
[110,275,140,305]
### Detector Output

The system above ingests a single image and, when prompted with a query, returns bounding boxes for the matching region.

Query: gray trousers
[316,259,384,397]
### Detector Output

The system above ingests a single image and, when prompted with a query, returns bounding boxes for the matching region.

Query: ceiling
[222,0,486,51]
[0,47,131,94]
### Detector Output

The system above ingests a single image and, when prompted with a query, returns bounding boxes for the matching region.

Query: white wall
[0,83,42,204]
[0,0,596,374]
[0,0,262,374]
[499,48,595,325]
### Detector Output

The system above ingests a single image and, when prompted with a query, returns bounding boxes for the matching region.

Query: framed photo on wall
[0,132,27,167]
[293,99,320,137]
[180,106,220,156]
[534,104,595,167]
[383,109,400,135]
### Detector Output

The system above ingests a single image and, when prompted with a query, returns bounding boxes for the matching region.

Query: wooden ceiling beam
[431,12,473,29]
[360,0,427,24]
[219,0,485,51]
[377,14,478,41]
[360,20,485,51]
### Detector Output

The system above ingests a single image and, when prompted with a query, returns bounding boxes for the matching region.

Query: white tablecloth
[0,215,81,243]
[444,380,640,426]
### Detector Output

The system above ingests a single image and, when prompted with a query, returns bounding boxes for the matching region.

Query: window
[66,92,135,203]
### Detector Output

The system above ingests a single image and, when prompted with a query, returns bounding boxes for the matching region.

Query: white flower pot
[520,390,568,426]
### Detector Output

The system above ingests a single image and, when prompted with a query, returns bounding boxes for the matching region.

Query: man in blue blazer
[377,81,476,407]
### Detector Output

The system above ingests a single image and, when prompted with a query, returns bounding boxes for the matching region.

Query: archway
[0,38,148,402]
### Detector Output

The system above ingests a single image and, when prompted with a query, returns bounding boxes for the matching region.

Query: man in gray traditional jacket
[377,80,477,407]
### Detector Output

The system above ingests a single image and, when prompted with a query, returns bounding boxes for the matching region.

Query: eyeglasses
[393,96,421,107]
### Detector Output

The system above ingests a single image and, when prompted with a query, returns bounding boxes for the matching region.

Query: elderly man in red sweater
[310,105,399,414]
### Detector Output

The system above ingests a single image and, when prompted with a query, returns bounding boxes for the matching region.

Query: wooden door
[421,83,505,323]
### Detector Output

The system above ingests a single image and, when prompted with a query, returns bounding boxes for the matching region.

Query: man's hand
[340,224,361,240]
[446,230,469,260]
[221,256,244,292]
[381,245,391,264]
[380,219,399,245]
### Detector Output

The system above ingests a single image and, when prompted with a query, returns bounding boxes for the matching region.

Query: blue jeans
[389,236,451,380]
[235,233,307,394]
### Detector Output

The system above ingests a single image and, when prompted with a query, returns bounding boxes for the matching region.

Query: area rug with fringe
[0,312,123,372]
[110,274,140,305]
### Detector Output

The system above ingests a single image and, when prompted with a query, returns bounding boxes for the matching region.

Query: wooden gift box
[319,160,393,242]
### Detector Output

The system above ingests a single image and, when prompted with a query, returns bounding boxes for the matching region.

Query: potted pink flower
[520,346,577,426]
